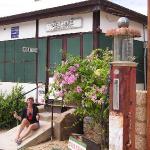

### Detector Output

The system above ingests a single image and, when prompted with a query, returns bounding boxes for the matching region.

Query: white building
[0,0,147,96]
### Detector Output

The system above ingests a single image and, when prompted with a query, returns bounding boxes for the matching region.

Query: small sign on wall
[11,26,19,38]
[22,47,38,53]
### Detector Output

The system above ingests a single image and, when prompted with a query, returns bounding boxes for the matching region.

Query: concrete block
[135,134,146,150]
[136,90,147,106]
[136,106,146,122]
[135,121,146,136]
[54,108,83,141]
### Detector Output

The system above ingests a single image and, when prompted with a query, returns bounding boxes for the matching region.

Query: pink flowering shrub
[49,49,112,124]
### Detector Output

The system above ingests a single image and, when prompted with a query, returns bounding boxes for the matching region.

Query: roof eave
[0,0,147,26]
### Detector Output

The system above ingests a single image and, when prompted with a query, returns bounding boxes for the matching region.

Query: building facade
[0,0,147,90]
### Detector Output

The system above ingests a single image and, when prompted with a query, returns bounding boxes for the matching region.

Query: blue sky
[0,0,147,17]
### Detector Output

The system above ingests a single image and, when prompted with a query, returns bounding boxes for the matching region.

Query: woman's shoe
[16,139,22,145]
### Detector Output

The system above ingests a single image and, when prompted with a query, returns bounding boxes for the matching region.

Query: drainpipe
[143,24,147,90]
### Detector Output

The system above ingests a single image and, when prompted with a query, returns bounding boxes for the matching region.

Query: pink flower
[91,94,97,102]
[99,85,107,94]
[67,74,77,84]
[65,71,72,76]
[69,66,76,72]
[74,64,80,68]
[56,90,64,97]
[76,86,82,93]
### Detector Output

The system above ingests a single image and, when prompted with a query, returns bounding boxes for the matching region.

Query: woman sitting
[14,97,40,145]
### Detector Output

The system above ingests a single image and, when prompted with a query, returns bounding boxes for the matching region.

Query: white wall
[0,11,146,42]
[0,82,45,104]
[100,11,147,42]
[39,12,93,37]
[0,21,36,41]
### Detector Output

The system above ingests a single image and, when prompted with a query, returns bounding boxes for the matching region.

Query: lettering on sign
[46,18,82,32]
[22,47,38,53]
[68,136,86,150]
[113,78,119,110]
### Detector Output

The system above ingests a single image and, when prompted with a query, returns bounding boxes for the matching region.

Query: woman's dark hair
[27,97,34,102]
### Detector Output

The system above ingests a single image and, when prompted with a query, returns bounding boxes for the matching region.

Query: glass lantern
[113,35,133,61]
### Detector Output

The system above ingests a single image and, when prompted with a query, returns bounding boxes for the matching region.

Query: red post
[109,62,136,150]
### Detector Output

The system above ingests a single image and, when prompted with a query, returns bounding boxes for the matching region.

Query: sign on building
[22,47,38,53]
[46,18,82,32]
[11,26,19,38]
[68,136,87,150]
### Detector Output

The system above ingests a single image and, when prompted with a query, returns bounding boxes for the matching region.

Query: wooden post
[93,10,100,49]
[147,0,150,149]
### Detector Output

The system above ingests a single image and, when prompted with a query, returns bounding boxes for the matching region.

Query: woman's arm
[36,113,40,121]
[13,111,22,121]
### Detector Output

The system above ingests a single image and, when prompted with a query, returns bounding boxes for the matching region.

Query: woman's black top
[21,105,39,124]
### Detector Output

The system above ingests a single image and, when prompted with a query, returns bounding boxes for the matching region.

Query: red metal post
[109,62,136,150]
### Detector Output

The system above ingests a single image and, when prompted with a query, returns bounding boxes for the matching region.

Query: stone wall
[135,90,147,150]
[83,117,102,144]
[54,108,83,140]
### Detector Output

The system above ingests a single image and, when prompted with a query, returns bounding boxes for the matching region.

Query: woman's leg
[16,118,30,140]
[18,122,39,141]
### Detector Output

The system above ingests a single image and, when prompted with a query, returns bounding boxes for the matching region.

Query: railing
[45,97,65,140]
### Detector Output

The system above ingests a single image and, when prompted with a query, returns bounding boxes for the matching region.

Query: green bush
[0,85,26,129]
[49,49,112,147]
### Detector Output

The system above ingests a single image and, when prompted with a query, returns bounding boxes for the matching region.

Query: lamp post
[106,17,141,150]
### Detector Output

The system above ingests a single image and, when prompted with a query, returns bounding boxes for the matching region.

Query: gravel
[26,140,68,150]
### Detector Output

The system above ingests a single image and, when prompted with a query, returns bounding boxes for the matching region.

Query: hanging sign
[22,47,38,53]
[46,18,82,32]
[11,26,19,38]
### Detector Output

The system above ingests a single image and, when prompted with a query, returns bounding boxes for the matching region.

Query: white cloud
[0,0,147,17]
[0,0,87,17]
[110,0,147,15]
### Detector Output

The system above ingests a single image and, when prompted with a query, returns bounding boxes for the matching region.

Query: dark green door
[49,38,63,75]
